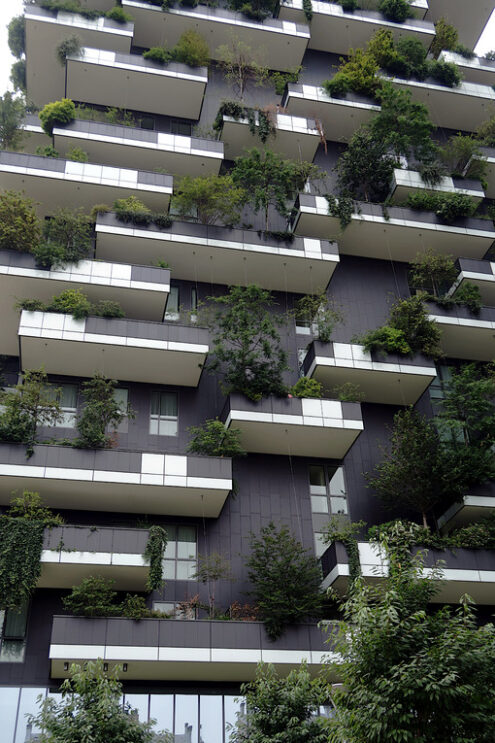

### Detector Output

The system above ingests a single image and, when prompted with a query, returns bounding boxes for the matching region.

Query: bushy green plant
[409,248,457,298]
[322,74,350,98]
[405,191,478,222]
[295,290,343,342]
[418,160,447,186]
[144,525,168,591]
[378,0,411,22]
[67,146,89,162]
[431,17,458,59]
[270,67,301,96]
[332,382,365,402]
[440,133,487,180]
[42,208,93,267]
[213,99,245,131]
[428,59,462,87]
[187,418,246,457]
[326,193,355,229]
[120,594,150,619]
[106,5,133,22]
[172,30,209,67]
[247,522,323,640]
[338,0,358,10]
[75,374,133,449]
[335,126,398,202]
[290,377,323,398]
[39,98,76,136]
[0,92,26,151]
[358,325,411,355]
[36,145,59,158]
[63,575,120,617]
[49,288,92,319]
[302,0,313,21]
[113,195,152,225]
[93,300,125,318]
[476,114,495,148]
[10,60,26,94]
[56,35,82,66]
[454,44,475,59]
[0,190,41,253]
[206,285,289,401]
[174,174,246,226]
[7,491,63,527]
[0,514,44,611]
[323,47,380,99]
[453,282,482,314]
[143,46,172,65]
[7,16,25,59]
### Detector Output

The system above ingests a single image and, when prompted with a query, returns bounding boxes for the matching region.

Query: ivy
[322,517,366,587]
[144,525,168,591]
[213,101,276,144]
[302,0,312,20]
[0,516,44,611]
[326,193,355,229]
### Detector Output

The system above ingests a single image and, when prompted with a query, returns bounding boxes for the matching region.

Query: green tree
[0,92,26,151]
[174,174,246,225]
[10,59,26,94]
[216,35,268,100]
[431,17,458,58]
[206,285,289,401]
[232,148,319,229]
[63,575,119,617]
[295,290,342,343]
[437,363,495,447]
[327,543,495,742]
[40,207,93,266]
[39,98,76,136]
[56,35,82,66]
[0,190,41,253]
[247,522,323,639]
[75,374,133,449]
[173,30,210,67]
[187,418,246,457]
[231,662,330,743]
[7,16,25,59]
[29,660,172,742]
[409,248,457,298]
[192,553,234,617]
[335,126,398,202]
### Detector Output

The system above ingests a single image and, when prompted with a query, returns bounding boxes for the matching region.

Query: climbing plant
[144,525,168,591]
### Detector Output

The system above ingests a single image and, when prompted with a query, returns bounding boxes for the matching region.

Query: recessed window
[150,391,178,436]
[44,383,78,428]
[309,464,348,515]
[429,365,464,443]
[114,387,129,434]
[0,601,28,663]
[164,286,179,321]
[162,525,196,580]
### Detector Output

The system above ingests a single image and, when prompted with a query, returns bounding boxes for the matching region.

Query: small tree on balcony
[29,660,173,742]
[75,374,134,449]
[0,92,26,151]
[335,127,398,203]
[0,190,41,254]
[173,174,247,226]
[409,248,458,299]
[216,36,268,100]
[187,418,246,457]
[206,284,289,401]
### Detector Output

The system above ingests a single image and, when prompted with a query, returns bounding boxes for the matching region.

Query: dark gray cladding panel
[42,525,149,554]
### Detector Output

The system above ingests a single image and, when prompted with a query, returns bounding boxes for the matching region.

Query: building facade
[0,0,494,740]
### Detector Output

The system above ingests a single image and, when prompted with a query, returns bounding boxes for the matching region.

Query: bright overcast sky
[0,2,493,95]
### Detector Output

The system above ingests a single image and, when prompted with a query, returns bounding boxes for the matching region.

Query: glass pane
[177,527,196,558]
[175,694,198,743]
[60,384,78,408]
[310,495,329,513]
[124,694,149,721]
[151,391,160,417]
[176,561,196,580]
[314,533,327,558]
[0,640,26,662]
[330,496,348,515]
[153,602,175,615]
[4,603,28,639]
[162,560,176,580]
[160,393,177,417]
[114,388,128,410]
[309,465,325,488]
[329,467,346,496]
[165,286,179,319]
[0,686,19,743]
[224,696,245,743]
[164,530,177,557]
[157,419,178,437]
[15,688,46,743]
[200,695,223,743]
[150,694,174,737]
[191,288,198,311]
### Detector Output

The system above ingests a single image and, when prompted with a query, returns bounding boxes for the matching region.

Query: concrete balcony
[358,0,428,15]
[79,0,116,10]
[0,152,172,217]
[302,341,436,405]
[95,212,339,293]
[438,483,495,531]
[448,257,495,307]
[39,525,150,590]
[440,50,495,87]
[282,84,380,143]
[389,169,485,204]
[292,195,495,261]
[321,540,495,603]
[25,4,133,107]
[123,0,310,72]
[18,311,209,386]
[471,147,495,199]
[427,302,495,361]
[0,444,232,517]
[49,616,331,681]
[221,393,363,458]
[0,250,170,356]
[278,1,434,54]
[425,0,495,49]
[23,115,223,177]
[385,76,495,132]
[218,112,320,161]
[65,47,207,119]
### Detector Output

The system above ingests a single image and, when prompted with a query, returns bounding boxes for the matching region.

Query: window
[309,464,348,515]
[0,601,28,663]
[113,387,129,434]
[190,287,198,324]
[170,119,192,136]
[162,525,196,580]
[152,601,198,620]
[429,365,464,443]
[164,286,179,321]
[150,391,178,436]
[45,383,78,428]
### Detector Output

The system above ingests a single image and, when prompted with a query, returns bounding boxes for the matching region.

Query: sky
[0,1,493,95]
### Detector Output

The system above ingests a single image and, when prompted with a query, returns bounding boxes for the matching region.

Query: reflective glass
[176,560,196,580]
[329,467,346,496]
[311,495,329,513]
[309,465,325,487]
[125,694,149,721]
[224,696,244,743]
[150,694,174,736]
[0,686,19,743]
[199,695,223,743]
[15,687,46,743]
[330,496,348,515]
[175,694,198,743]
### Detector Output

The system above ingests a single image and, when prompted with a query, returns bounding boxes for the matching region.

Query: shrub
[405,191,478,222]
[39,98,76,136]
[7,491,63,527]
[338,0,358,9]
[10,60,26,93]
[174,174,246,226]
[390,294,442,358]
[42,208,93,266]
[213,99,245,131]
[153,213,173,229]
[56,35,82,66]
[67,146,89,162]
[454,44,475,59]
[332,382,365,402]
[431,18,458,59]
[121,594,149,620]
[378,0,411,22]
[36,145,59,158]
[418,161,447,186]
[144,525,168,591]
[113,196,152,225]
[290,377,323,398]
[429,59,462,87]
[476,115,495,148]
[335,127,398,203]
[172,30,209,67]
[440,133,486,180]
[409,248,457,298]
[453,282,482,314]
[75,374,133,449]
[295,290,342,342]
[63,575,119,617]
[49,288,92,319]
[322,73,349,98]
[358,325,411,356]
[326,193,355,229]
[31,243,65,269]
[93,300,125,318]
[0,190,41,253]
[7,16,25,59]
[106,6,133,22]
[143,46,171,65]
[270,67,301,96]
[187,418,246,457]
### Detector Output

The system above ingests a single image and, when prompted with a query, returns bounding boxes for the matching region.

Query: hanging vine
[144,525,168,591]
[0,516,45,611]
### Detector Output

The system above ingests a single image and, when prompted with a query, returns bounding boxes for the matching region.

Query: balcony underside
[66,52,207,119]
[219,117,320,161]
[438,496,495,531]
[429,316,495,361]
[440,52,495,87]
[425,0,494,48]
[123,0,310,72]
[95,221,339,294]
[451,267,495,307]
[39,553,149,590]
[389,169,484,204]
[477,152,495,199]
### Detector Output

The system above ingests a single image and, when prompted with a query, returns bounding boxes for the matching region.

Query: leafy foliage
[29,660,173,743]
[290,377,323,398]
[431,17,458,59]
[187,418,246,457]
[405,191,478,222]
[10,60,26,93]
[227,0,277,21]
[0,515,44,611]
[192,553,234,617]
[67,146,89,162]
[143,46,172,64]
[38,208,92,268]
[332,381,365,402]
[75,374,133,449]
[63,575,119,617]
[409,248,457,298]
[323,516,366,584]
[7,16,25,58]
[7,490,63,527]
[174,174,246,225]
[144,525,168,591]
[106,5,133,22]
[216,36,268,100]
[368,515,495,551]
[0,92,26,151]
[270,66,302,96]
[56,35,82,66]
[18,289,125,319]
[206,285,289,401]
[326,193,355,229]
[295,291,342,342]
[440,133,488,181]
[335,127,398,202]
[172,30,210,67]
[247,522,323,640]
[0,190,41,253]
[231,662,329,743]
[378,0,411,22]
[39,98,76,136]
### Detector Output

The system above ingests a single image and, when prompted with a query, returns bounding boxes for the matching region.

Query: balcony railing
[302,340,436,405]
[221,393,363,458]
[440,50,495,87]
[219,112,320,161]
[18,311,209,386]
[427,301,495,361]
[49,616,332,680]
[0,443,232,517]
[389,169,485,203]
[95,212,339,293]
[447,257,495,308]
